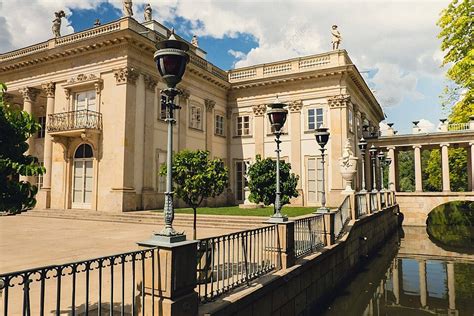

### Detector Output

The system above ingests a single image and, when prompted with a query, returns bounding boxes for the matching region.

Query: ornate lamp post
[140,31,190,245]
[369,145,378,193]
[267,101,289,223]
[358,137,368,193]
[377,151,386,191]
[315,127,330,213]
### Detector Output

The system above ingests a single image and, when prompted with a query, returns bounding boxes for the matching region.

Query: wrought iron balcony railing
[48,110,102,133]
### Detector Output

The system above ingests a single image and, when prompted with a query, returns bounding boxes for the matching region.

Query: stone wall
[199,205,399,316]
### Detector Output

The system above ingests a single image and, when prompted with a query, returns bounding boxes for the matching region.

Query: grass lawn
[153,206,322,217]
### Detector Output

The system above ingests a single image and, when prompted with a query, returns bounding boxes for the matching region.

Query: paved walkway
[0,215,239,273]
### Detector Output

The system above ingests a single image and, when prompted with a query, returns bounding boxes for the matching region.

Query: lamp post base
[138,233,186,247]
[315,207,330,214]
[266,214,289,223]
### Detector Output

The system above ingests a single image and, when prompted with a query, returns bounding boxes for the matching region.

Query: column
[392,259,400,305]
[19,87,40,183]
[413,145,423,192]
[142,75,157,208]
[39,82,56,208]
[418,260,427,307]
[289,101,303,203]
[205,99,215,153]
[469,142,474,191]
[387,146,396,191]
[252,104,266,157]
[441,143,451,192]
[447,262,456,310]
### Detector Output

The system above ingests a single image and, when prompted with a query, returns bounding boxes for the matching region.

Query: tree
[247,155,299,209]
[161,150,228,239]
[0,83,45,214]
[437,0,473,111]
[397,151,415,192]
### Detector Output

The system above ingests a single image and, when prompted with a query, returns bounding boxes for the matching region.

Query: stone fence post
[365,192,371,215]
[276,222,295,269]
[349,193,356,220]
[140,241,199,316]
[323,212,335,246]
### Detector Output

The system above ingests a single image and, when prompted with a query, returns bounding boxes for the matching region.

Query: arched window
[74,144,93,159]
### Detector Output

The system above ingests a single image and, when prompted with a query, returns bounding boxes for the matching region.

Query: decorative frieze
[67,74,98,84]
[328,94,351,108]
[252,104,267,116]
[114,67,139,85]
[144,74,158,91]
[19,87,40,103]
[288,100,303,112]
[205,99,216,112]
[41,82,56,98]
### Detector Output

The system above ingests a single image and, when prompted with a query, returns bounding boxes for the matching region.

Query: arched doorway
[72,144,94,209]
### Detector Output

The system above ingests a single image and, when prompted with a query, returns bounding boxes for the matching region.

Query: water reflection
[318,227,474,316]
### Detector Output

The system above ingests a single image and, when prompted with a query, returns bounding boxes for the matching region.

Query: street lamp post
[315,127,330,213]
[384,156,392,191]
[267,101,289,223]
[377,151,386,191]
[369,145,378,193]
[358,137,368,193]
[140,30,190,245]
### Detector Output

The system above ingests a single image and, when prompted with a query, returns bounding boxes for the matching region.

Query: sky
[0,0,454,134]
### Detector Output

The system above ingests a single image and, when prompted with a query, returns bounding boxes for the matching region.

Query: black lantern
[358,137,368,153]
[267,102,288,132]
[315,127,330,149]
[154,30,190,88]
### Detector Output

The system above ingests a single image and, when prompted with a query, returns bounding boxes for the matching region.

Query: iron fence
[334,196,351,238]
[197,225,278,303]
[356,193,367,218]
[0,247,159,316]
[294,215,326,258]
[48,110,102,132]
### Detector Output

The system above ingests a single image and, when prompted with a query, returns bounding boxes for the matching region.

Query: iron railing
[370,192,378,213]
[334,196,351,238]
[0,247,158,315]
[356,193,367,218]
[48,110,102,132]
[197,225,278,303]
[294,215,326,259]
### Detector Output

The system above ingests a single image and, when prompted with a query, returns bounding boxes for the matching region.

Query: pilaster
[205,98,216,153]
[289,100,303,202]
[252,104,266,157]
[19,87,40,184]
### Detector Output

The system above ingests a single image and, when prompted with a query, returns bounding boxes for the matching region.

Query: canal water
[316,202,474,316]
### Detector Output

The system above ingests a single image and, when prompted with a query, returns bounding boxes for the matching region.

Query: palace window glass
[190,105,203,130]
[236,116,251,136]
[308,108,324,130]
[215,114,225,136]
[37,116,46,138]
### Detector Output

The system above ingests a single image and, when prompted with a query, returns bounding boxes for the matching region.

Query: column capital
[143,74,158,91]
[328,94,351,108]
[469,142,474,146]
[440,143,450,148]
[41,82,56,98]
[204,99,216,112]
[412,144,422,149]
[114,66,139,85]
[19,87,40,103]
[386,146,396,151]
[252,104,266,116]
[288,100,303,113]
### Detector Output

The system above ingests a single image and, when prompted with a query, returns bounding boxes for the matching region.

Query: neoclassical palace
[0,17,383,212]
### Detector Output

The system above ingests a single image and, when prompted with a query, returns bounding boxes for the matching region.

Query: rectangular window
[36,161,44,189]
[307,157,324,203]
[75,90,96,112]
[190,105,202,130]
[348,108,354,132]
[37,116,46,138]
[236,116,251,136]
[215,114,225,136]
[159,95,167,120]
[308,108,324,130]
[235,161,248,201]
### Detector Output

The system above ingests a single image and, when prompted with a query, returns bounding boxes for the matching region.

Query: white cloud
[0,0,450,110]
[228,49,246,60]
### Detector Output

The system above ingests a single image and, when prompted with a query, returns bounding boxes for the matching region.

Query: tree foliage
[397,151,415,192]
[437,0,473,110]
[0,83,45,214]
[161,150,228,239]
[247,155,299,207]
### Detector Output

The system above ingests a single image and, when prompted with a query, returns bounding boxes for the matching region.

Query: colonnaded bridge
[370,118,474,226]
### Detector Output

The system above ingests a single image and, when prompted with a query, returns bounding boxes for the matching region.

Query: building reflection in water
[320,227,473,316]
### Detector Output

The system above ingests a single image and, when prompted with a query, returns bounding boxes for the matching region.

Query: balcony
[48,110,102,137]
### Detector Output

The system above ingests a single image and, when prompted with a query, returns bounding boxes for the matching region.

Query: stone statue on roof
[52,10,66,38]
[123,0,133,17]
[191,35,199,47]
[331,25,342,50]
[144,4,152,21]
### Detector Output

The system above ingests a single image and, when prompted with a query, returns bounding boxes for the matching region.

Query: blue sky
[1,1,452,134]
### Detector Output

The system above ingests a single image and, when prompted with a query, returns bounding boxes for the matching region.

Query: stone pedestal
[276,222,295,269]
[323,212,335,245]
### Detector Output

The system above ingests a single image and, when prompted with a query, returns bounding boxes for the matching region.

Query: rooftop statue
[191,35,199,47]
[94,19,101,27]
[123,0,133,17]
[52,10,66,38]
[331,25,342,50]
[144,4,152,21]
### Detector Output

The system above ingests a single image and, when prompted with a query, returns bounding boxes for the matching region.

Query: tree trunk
[193,207,197,240]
